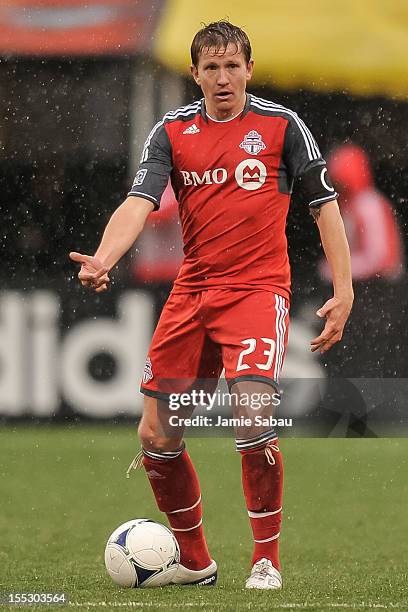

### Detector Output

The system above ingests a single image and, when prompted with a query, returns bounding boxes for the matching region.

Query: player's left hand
[311,296,353,353]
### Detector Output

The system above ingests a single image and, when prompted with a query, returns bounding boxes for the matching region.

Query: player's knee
[138,420,160,448]
[138,420,179,453]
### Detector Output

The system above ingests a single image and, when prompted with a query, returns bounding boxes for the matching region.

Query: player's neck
[205,94,247,122]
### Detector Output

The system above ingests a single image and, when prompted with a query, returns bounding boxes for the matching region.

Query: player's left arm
[311,200,354,353]
[282,114,353,353]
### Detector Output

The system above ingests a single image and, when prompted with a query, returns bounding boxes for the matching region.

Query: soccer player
[70,21,353,589]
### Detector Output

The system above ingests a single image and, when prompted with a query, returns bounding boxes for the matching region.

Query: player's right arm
[70,197,154,292]
[70,119,173,292]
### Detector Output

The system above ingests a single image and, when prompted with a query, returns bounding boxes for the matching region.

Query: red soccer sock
[240,438,283,570]
[142,446,211,571]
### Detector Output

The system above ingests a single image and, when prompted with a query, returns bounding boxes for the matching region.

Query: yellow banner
[153,0,408,98]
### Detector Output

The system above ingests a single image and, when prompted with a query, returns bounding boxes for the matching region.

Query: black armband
[297,162,338,208]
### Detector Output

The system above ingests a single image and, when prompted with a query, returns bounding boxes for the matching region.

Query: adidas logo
[183,123,200,135]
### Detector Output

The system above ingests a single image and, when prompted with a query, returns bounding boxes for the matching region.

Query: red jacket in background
[320,144,404,282]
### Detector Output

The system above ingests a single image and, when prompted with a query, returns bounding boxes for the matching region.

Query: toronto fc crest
[143,357,153,383]
[239,130,266,155]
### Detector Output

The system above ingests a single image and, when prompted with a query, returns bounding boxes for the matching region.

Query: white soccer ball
[104,519,180,588]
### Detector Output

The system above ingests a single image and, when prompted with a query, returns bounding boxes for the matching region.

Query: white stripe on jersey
[140,101,201,163]
[251,98,318,161]
[309,194,338,206]
[251,95,320,158]
[251,101,313,161]
[251,95,321,161]
[128,190,158,203]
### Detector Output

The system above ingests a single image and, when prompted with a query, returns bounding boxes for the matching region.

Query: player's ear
[190,64,200,85]
[246,59,254,82]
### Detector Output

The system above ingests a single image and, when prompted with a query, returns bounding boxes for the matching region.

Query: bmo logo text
[180,159,267,191]
[0,291,153,418]
[180,168,227,186]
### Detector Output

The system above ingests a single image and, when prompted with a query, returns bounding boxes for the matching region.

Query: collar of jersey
[200,93,251,123]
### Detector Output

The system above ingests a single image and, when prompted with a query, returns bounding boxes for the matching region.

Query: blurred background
[1,0,407,424]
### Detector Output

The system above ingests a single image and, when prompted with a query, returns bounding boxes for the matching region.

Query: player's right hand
[69,252,110,292]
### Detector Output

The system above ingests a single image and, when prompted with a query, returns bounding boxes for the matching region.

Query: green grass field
[1,426,407,611]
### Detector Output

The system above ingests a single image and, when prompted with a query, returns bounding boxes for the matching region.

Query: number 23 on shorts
[237,338,276,371]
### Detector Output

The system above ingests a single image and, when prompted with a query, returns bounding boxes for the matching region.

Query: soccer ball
[104,519,180,588]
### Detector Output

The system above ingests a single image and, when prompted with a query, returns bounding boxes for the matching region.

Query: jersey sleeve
[283,114,338,208]
[128,121,172,210]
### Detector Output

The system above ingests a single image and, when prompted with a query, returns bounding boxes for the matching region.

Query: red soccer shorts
[140,289,290,399]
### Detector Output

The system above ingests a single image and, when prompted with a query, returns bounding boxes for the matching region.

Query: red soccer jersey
[129,94,337,299]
